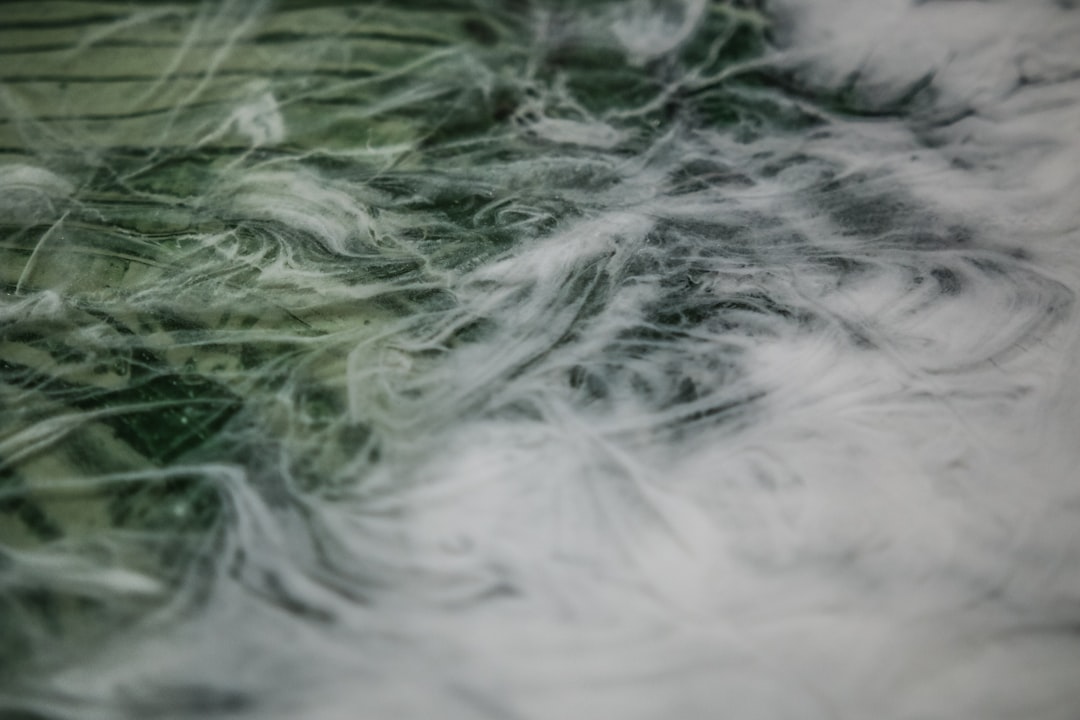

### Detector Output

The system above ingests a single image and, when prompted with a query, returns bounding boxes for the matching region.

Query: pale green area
[0,0,773,680]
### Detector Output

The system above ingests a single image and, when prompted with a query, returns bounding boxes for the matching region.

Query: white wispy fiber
[1,0,1079,718]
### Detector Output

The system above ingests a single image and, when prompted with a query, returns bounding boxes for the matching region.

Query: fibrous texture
[2,0,1080,718]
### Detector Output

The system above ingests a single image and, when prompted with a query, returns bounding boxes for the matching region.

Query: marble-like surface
[1,1,1079,718]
